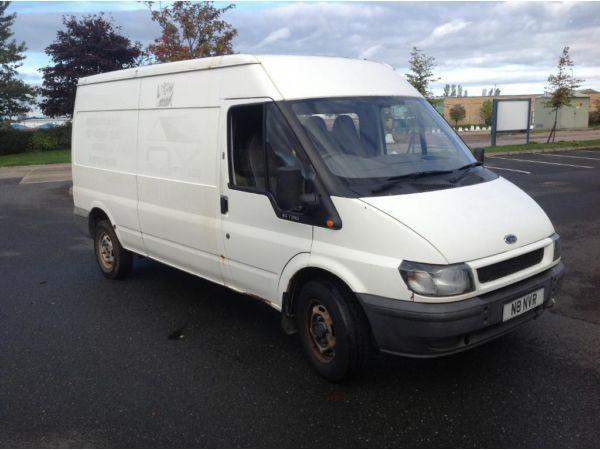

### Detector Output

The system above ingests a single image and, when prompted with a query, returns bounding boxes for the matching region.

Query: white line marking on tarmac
[486,166,531,174]
[19,178,72,184]
[488,156,593,169]
[539,153,600,161]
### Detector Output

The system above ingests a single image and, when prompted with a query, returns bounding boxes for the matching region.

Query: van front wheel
[93,220,133,279]
[296,279,371,382]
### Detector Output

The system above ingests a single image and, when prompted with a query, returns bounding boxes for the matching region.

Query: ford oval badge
[504,234,517,244]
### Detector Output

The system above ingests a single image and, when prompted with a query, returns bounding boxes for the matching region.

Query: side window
[266,104,316,211]
[229,104,265,189]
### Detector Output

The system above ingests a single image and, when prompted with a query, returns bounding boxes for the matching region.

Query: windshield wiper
[449,162,483,184]
[370,169,455,194]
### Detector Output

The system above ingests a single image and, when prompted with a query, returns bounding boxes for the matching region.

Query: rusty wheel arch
[88,207,110,236]
[281,267,360,335]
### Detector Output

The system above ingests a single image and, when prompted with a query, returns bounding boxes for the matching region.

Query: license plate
[502,288,544,322]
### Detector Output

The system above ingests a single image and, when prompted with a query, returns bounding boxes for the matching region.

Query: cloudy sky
[8,1,600,97]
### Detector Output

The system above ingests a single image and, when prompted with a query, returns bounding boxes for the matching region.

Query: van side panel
[72,79,145,253]
[136,71,223,285]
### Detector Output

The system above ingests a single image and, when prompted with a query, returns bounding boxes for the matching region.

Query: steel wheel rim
[97,232,115,270]
[306,301,336,363]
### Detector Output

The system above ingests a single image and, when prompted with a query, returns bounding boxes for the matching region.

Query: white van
[73,55,564,381]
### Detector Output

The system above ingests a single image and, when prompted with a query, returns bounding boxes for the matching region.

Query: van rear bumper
[356,263,565,357]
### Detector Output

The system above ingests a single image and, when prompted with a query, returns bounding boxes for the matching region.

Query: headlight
[399,261,473,296]
[550,233,561,261]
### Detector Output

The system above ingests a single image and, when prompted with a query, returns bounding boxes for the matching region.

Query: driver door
[218,99,314,304]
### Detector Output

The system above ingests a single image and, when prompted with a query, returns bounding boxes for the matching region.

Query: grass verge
[0,149,71,167]
[483,139,600,154]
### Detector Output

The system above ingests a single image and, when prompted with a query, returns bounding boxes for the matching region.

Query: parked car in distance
[73,55,565,381]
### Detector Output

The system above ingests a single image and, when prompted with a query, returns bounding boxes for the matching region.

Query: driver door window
[228,103,315,213]
[229,104,265,190]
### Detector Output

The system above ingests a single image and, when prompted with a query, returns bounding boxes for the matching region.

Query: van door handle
[220,195,228,214]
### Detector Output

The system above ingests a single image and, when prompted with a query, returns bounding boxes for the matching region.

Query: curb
[485,146,600,157]
[0,162,71,171]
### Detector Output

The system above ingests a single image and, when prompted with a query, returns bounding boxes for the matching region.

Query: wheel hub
[98,232,114,270]
[307,303,336,363]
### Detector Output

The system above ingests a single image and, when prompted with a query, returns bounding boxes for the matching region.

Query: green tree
[480,99,493,126]
[0,2,36,121]
[544,46,583,142]
[443,84,450,97]
[449,104,466,126]
[40,14,142,117]
[405,46,439,100]
[145,1,237,63]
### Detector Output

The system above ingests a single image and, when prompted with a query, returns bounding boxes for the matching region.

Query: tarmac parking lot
[1,149,600,447]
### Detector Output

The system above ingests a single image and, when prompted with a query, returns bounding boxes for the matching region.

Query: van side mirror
[473,148,485,165]
[275,166,303,211]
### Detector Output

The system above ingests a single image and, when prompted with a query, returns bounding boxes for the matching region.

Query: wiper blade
[455,162,483,171]
[450,162,483,183]
[370,169,454,194]
[385,169,456,182]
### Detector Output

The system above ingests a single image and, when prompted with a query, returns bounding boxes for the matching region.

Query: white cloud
[430,19,470,40]
[9,1,600,96]
[257,27,291,48]
[358,45,382,60]
[418,19,470,48]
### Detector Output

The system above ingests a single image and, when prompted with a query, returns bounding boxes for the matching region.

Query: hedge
[0,122,72,156]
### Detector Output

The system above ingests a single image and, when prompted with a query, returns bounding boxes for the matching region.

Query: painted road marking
[488,156,593,169]
[486,166,531,174]
[540,153,600,161]
[19,178,72,184]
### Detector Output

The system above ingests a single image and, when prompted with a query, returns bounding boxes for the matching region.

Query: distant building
[439,95,537,127]
[533,93,589,130]
[580,90,600,113]
[437,91,599,129]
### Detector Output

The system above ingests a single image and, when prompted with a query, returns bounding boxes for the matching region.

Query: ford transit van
[73,55,565,381]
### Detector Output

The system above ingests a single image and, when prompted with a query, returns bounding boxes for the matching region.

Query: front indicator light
[550,233,561,261]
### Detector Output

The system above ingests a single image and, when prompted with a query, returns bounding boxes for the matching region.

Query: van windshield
[287,96,476,188]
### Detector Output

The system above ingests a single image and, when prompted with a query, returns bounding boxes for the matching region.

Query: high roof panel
[255,55,419,100]
[78,54,260,85]
[77,54,421,100]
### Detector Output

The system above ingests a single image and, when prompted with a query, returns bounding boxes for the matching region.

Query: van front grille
[477,248,544,283]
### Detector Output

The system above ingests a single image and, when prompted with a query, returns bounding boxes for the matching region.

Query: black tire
[296,278,372,382]
[93,220,133,279]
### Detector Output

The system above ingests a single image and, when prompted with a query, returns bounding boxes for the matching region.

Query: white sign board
[496,100,530,131]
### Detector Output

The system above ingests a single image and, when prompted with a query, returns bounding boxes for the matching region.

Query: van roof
[78,54,261,85]
[78,54,420,100]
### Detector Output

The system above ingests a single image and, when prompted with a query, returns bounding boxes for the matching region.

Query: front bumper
[357,262,565,357]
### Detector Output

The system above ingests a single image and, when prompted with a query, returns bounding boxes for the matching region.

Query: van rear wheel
[296,279,371,382]
[93,220,133,279]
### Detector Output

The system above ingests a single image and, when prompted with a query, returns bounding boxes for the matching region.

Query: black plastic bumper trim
[356,262,565,357]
